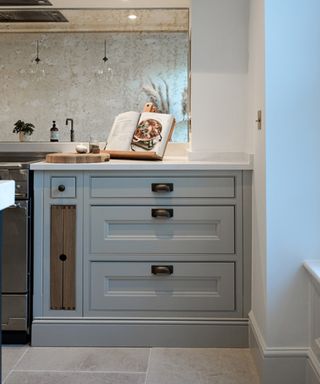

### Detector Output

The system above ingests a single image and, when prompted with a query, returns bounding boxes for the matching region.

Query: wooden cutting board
[46,152,110,163]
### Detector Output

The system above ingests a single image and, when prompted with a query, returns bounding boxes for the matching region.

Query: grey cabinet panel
[90,176,235,198]
[88,261,235,314]
[90,205,235,254]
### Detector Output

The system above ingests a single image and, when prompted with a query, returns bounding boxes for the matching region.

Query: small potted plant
[13,120,35,142]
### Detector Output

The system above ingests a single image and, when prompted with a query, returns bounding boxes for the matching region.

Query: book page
[130,112,174,158]
[106,111,140,151]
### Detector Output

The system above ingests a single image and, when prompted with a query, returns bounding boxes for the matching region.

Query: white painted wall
[263,0,320,348]
[190,0,250,154]
[191,0,320,354]
[248,0,267,341]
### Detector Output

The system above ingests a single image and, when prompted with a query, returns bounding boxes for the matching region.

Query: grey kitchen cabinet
[32,169,251,347]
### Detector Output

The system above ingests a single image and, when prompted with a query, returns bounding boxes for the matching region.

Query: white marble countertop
[0,180,15,210]
[31,153,254,171]
[0,142,254,170]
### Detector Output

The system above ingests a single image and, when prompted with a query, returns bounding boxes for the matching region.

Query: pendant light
[29,39,45,80]
[34,40,41,64]
[102,40,108,63]
[96,40,112,80]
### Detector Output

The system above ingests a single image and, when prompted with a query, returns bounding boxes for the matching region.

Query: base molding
[32,318,248,347]
[249,311,308,384]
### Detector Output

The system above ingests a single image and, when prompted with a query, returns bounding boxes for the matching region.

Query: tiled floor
[2,346,260,384]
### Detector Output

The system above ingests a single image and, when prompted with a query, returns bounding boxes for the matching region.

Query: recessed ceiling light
[128,14,137,20]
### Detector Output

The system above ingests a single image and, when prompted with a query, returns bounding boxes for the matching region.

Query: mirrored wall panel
[0,8,189,142]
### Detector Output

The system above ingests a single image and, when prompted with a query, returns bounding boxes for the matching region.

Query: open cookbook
[105,111,175,160]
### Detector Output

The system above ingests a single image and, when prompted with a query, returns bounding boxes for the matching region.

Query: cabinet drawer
[90,205,234,254]
[90,176,235,199]
[88,261,235,314]
[51,177,76,198]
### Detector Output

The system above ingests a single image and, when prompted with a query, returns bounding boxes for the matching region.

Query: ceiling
[0,8,189,32]
[0,0,190,8]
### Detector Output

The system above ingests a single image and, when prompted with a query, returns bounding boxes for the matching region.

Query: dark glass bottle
[50,121,59,142]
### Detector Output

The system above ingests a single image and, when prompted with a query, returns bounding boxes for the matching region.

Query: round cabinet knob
[58,184,66,192]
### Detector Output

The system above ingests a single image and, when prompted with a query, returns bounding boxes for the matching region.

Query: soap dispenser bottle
[50,121,59,142]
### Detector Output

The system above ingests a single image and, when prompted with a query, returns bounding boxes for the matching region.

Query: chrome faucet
[66,118,74,142]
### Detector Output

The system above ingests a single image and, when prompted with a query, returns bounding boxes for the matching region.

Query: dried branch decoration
[142,78,170,114]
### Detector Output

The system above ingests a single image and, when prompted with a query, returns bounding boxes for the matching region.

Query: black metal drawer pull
[151,265,174,275]
[151,208,174,218]
[58,184,66,192]
[151,183,174,193]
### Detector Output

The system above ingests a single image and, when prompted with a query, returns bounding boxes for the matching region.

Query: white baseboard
[249,311,308,384]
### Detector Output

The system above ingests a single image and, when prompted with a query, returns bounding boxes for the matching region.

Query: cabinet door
[87,261,235,316]
[90,205,234,254]
[50,205,76,310]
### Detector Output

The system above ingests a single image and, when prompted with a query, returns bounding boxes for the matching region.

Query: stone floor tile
[1,345,29,382]
[4,371,145,384]
[15,347,149,373]
[218,349,260,379]
[145,348,259,384]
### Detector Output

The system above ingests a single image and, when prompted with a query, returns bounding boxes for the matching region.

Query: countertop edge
[31,155,254,171]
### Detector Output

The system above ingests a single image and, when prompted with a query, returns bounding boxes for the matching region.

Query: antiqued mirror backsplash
[0,9,189,143]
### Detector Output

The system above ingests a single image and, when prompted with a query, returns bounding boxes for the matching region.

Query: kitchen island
[30,155,253,347]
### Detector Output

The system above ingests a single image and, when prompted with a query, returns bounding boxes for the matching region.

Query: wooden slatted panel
[50,205,76,310]
[50,205,64,309]
[62,206,76,310]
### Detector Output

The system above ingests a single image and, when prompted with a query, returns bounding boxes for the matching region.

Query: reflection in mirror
[0,8,189,143]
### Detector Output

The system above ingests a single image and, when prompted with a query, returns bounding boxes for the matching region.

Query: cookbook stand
[104,103,175,161]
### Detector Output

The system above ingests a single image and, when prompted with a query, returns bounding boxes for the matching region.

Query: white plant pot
[19,132,32,142]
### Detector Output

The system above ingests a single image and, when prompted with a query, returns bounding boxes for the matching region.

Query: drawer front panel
[90,176,235,199]
[90,205,235,254]
[51,177,76,199]
[89,262,235,313]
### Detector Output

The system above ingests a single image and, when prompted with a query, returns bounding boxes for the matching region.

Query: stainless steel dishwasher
[0,153,46,343]
[1,200,30,341]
